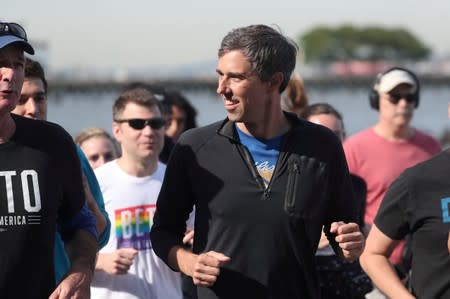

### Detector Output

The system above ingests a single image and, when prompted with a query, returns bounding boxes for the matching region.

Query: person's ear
[112,122,122,143]
[268,72,283,91]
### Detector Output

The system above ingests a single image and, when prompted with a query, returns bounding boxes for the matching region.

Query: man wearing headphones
[343,68,441,294]
[359,102,450,299]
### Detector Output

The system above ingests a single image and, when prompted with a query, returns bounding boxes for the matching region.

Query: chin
[3,101,19,112]
[399,118,413,126]
[143,148,162,158]
[227,112,243,122]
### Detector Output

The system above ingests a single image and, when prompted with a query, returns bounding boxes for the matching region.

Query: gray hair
[218,24,298,93]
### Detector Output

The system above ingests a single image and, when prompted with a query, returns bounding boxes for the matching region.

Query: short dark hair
[218,24,298,93]
[300,103,343,122]
[24,57,47,93]
[163,91,197,130]
[113,88,162,120]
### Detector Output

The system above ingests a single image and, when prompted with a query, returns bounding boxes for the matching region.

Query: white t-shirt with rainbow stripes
[91,160,182,299]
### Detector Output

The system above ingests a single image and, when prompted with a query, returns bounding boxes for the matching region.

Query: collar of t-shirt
[235,124,283,187]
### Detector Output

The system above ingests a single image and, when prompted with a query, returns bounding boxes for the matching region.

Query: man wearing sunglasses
[0,22,97,298]
[344,67,441,297]
[360,102,450,298]
[90,87,183,299]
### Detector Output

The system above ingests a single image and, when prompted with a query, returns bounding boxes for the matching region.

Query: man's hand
[330,221,365,261]
[96,248,138,275]
[49,269,92,299]
[190,251,230,287]
[55,229,97,298]
[170,247,230,288]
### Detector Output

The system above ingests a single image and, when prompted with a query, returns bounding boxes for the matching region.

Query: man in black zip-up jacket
[151,24,365,299]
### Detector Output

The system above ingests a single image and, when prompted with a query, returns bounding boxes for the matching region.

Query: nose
[216,76,228,95]
[397,98,412,107]
[170,118,179,132]
[141,123,156,136]
[90,160,100,170]
[97,156,107,167]
[0,66,15,82]
[24,98,39,118]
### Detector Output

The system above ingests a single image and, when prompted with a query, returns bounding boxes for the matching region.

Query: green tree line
[298,24,431,63]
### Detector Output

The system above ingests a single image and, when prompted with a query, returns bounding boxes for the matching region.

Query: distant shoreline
[47,75,450,95]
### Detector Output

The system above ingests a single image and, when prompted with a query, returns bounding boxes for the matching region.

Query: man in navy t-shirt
[0,21,97,298]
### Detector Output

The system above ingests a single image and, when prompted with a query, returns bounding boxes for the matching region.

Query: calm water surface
[48,86,449,141]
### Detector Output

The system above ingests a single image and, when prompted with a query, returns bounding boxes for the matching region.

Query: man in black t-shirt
[360,105,450,298]
[0,21,97,298]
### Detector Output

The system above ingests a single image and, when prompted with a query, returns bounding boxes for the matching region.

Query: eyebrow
[216,69,252,78]
[21,91,46,97]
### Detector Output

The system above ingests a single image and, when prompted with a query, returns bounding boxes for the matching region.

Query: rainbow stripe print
[115,204,156,250]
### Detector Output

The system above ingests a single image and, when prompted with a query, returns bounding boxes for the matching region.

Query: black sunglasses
[114,118,166,130]
[388,93,416,105]
[0,22,28,41]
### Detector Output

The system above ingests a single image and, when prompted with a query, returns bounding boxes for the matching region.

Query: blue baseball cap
[0,22,35,54]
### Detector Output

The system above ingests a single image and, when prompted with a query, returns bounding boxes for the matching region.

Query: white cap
[375,69,417,93]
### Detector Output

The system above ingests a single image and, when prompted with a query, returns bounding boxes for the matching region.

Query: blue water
[47,86,449,141]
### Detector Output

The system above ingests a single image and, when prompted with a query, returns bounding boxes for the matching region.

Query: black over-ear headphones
[368,67,420,110]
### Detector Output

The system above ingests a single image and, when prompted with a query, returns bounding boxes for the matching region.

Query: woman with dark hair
[164,91,198,141]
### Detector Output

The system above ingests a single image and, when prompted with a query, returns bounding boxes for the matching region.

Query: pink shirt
[344,128,441,264]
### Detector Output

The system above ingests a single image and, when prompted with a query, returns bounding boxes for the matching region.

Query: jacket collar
[216,111,305,142]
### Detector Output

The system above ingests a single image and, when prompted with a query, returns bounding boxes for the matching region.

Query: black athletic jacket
[151,113,358,299]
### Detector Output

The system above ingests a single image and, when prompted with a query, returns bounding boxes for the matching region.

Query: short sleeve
[55,129,85,225]
[374,172,411,240]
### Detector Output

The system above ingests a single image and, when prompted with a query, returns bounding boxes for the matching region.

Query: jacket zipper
[285,160,300,211]
[237,143,266,190]
[236,143,290,201]
[233,129,293,201]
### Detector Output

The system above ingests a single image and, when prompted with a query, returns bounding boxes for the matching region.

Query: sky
[5,0,450,71]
